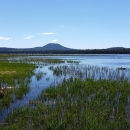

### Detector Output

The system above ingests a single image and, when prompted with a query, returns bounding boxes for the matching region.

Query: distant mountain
[31,43,72,51]
[0,47,15,51]
[0,43,73,52]
[107,47,125,49]
[0,44,129,54]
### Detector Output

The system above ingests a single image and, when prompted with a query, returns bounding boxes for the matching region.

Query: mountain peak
[44,43,59,46]
[32,43,72,51]
[40,43,71,50]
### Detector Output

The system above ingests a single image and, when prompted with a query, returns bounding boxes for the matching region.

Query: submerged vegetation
[1,54,130,129]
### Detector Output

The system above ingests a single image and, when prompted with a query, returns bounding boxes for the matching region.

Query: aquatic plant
[66,60,80,64]
[2,78,130,129]
[0,61,36,111]
[49,64,130,81]
[1,54,130,129]
[35,70,46,81]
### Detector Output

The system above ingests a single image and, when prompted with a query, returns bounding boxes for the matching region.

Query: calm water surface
[30,54,130,67]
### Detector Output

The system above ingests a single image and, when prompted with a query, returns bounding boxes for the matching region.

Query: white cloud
[24,35,34,39]
[39,32,55,35]
[0,37,10,40]
[51,39,57,42]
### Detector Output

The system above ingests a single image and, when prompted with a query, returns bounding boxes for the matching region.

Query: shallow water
[30,54,130,67]
[0,65,63,122]
[0,54,130,122]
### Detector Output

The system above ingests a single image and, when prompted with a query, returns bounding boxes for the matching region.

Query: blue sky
[0,0,130,49]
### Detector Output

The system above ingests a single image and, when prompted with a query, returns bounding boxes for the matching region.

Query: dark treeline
[0,48,130,54]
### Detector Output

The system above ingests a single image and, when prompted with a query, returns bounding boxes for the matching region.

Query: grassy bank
[0,61,36,111]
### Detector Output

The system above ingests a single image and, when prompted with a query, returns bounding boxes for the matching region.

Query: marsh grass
[13,84,29,99]
[1,55,130,129]
[2,78,130,129]
[35,70,46,81]
[9,57,65,65]
[0,61,36,111]
[0,56,67,113]
[66,60,80,64]
[49,64,130,81]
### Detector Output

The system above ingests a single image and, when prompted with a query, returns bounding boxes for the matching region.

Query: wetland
[0,54,130,129]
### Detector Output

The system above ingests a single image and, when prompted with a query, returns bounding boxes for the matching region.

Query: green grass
[0,61,36,111]
[48,64,130,81]
[0,55,130,129]
[2,78,130,129]
[9,57,65,64]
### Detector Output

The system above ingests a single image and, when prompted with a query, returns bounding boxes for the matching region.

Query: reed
[2,78,130,129]
[49,64,130,81]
